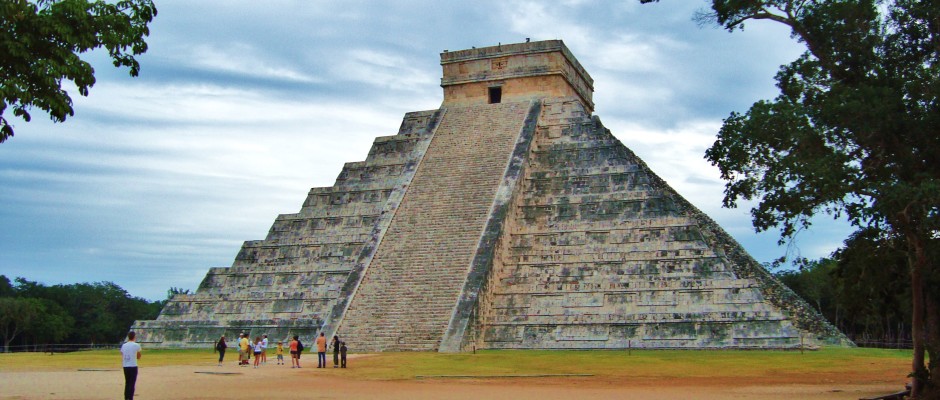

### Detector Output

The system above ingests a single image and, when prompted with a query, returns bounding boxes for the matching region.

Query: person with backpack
[214,336,227,366]
[331,335,340,368]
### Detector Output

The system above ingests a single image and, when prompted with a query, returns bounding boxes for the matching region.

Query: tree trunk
[925,290,939,398]
[907,232,928,397]
[2,336,13,353]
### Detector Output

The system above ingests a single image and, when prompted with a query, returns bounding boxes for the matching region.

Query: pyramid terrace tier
[482,320,807,349]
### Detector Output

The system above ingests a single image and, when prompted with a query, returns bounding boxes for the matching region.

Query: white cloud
[332,48,438,91]
[500,1,592,46]
[587,34,683,73]
[173,43,324,83]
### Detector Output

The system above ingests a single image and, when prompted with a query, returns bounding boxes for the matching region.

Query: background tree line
[0,275,167,352]
[775,227,937,347]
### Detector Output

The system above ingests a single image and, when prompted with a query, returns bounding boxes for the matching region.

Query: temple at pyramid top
[132,39,850,352]
[440,40,594,112]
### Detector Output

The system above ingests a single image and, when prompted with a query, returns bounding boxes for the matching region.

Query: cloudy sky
[0,0,854,301]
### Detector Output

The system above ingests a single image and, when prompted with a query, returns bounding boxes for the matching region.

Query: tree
[679,0,940,396]
[11,277,164,344]
[775,258,837,318]
[0,275,14,297]
[833,228,911,343]
[777,232,914,344]
[0,0,158,143]
[27,299,73,348]
[166,287,191,299]
[0,297,42,351]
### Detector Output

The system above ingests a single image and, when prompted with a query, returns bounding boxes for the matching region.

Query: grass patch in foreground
[0,348,216,371]
[341,347,911,380]
[0,347,912,380]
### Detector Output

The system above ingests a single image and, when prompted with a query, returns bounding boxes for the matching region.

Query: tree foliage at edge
[0,0,157,143]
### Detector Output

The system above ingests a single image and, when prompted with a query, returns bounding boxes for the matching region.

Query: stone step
[337,102,533,351]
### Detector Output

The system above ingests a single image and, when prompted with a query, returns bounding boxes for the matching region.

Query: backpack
[297,340,304,352]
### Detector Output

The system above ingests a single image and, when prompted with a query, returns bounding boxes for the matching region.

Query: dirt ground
[1,353,910,400]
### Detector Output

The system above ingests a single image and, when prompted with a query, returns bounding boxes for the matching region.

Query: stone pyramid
[132,40,851,351]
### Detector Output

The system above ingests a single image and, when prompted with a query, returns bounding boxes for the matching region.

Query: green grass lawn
[340,348,913,380]
[0,347,913,381]
[0,348,213,370]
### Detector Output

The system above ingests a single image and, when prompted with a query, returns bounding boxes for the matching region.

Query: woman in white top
[252,337,264,368]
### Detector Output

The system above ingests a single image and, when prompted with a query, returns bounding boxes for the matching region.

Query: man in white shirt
[120,331,142,400]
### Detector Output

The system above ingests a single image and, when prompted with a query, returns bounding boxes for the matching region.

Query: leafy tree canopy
[776,229,914,343]
[0,275,14,297]
[2,277,163,347]
[0,297,42,351]
[702,0,938,242]
[0,0,157,143]
[673,0,940,395]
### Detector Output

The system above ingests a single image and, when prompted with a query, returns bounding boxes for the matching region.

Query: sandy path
[1,360,906,400]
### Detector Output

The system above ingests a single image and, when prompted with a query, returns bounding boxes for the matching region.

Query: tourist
[239,333,250,366]
[331,335,340,368]
[236,333,243,365]
[120,331,142,400]
[275,341,285,365]
[316,332,327,368]
[215,336,227,366]
[290,335,301,368]
[261,334,269,365]
[340,341,348,368]
[253,337,263,368]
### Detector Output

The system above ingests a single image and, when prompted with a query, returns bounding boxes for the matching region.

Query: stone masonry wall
[441,40,594,111]
[473,98,851,349]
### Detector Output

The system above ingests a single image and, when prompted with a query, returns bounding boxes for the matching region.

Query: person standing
[239,333,250,366]
[331,335,340,368]
[236,333,244,365]
[315,332,327,368]
[275,341,285,365]
[340,341,347,368]
[120,331,142,400]
[252,337,263,368]
[260,335,269,365]
[215,336,227,366]
[289,335,301,368]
